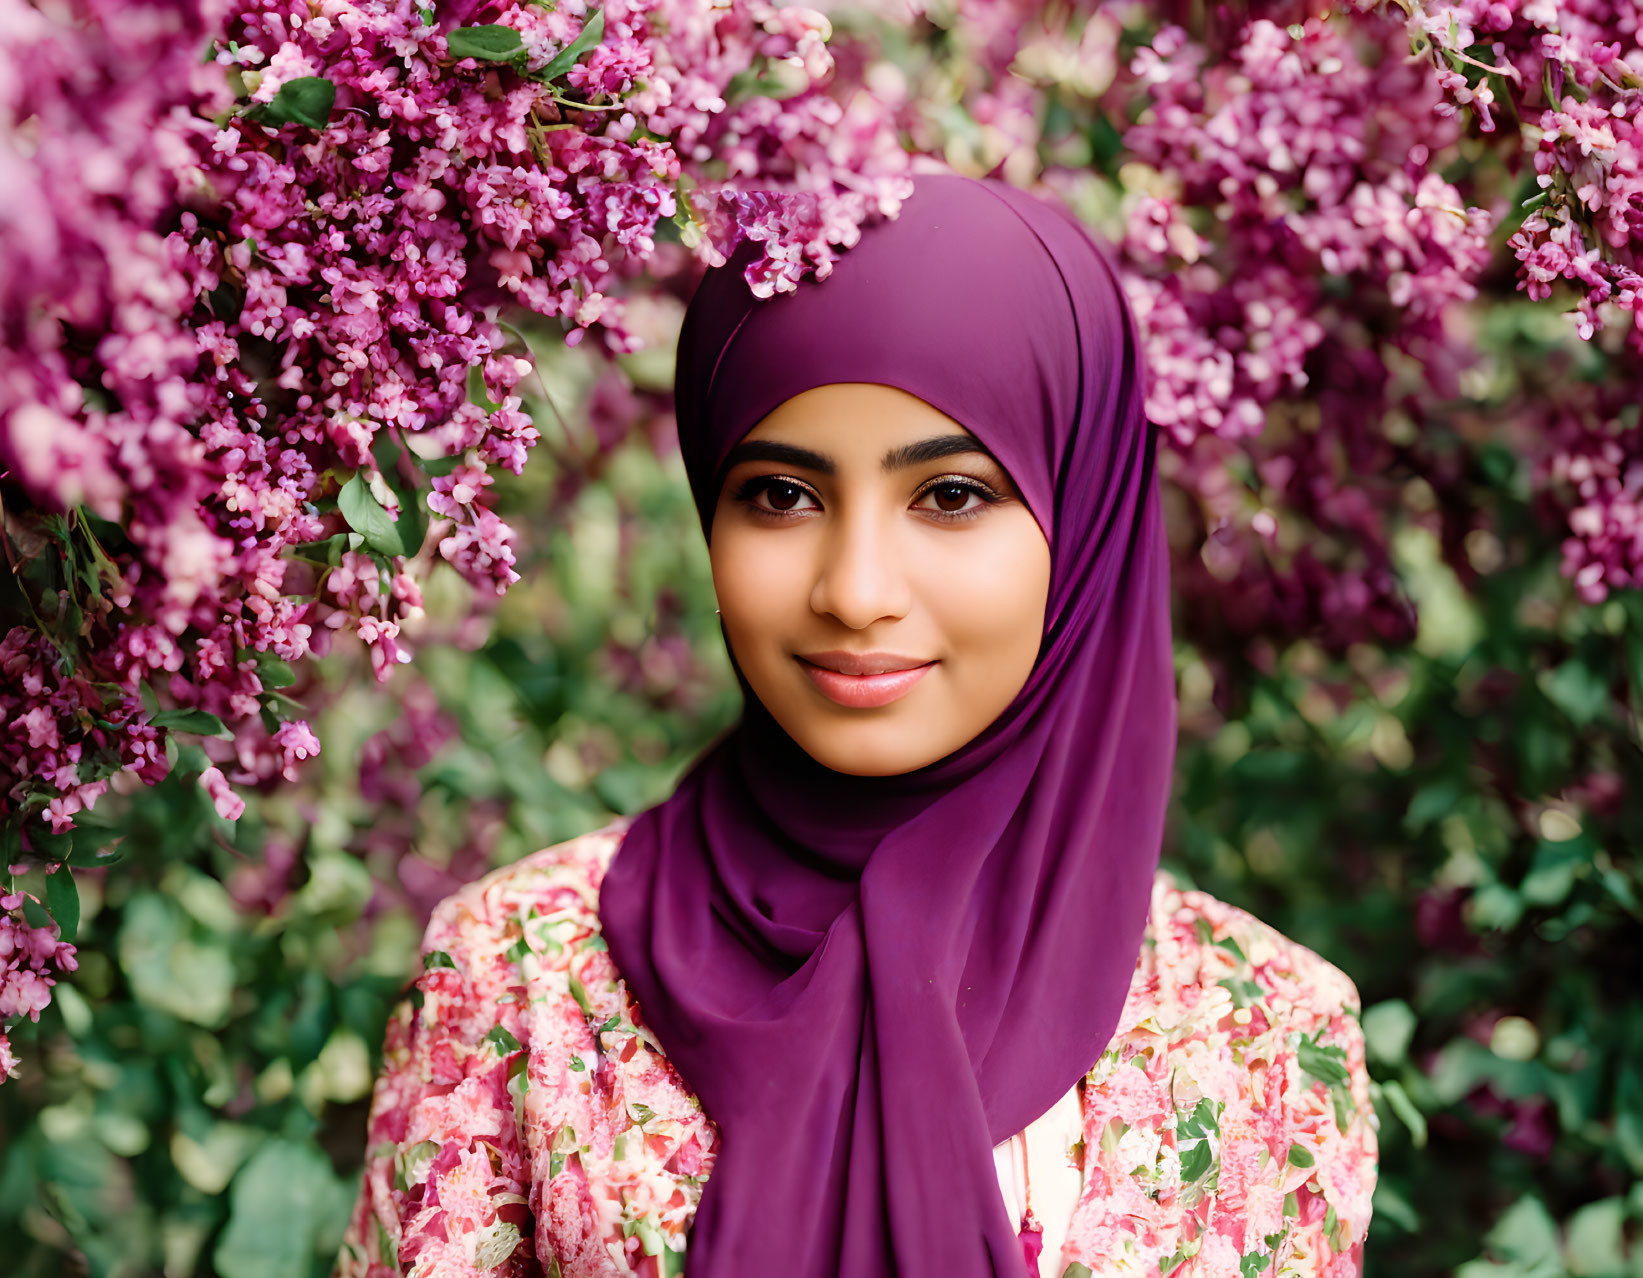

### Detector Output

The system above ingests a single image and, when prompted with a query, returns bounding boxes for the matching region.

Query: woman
[335,173,1378,1278]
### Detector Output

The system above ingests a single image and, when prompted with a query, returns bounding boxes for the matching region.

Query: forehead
[748,384,975,445]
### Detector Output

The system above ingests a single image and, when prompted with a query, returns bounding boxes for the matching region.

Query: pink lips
[797,651,937,709]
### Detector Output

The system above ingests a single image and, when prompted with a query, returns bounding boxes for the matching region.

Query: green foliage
[446,11,607,86]
[8,308,1642,1278]
[446,24,528,64]
[7,52,1643,1278]
[336,474,411,559]
[1163,302,1643,1276]
[539,9,606,84]
[248,76,335,130]
[0,336,736,1276]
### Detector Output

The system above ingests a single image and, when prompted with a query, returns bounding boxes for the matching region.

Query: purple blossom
[0,888,78,1034]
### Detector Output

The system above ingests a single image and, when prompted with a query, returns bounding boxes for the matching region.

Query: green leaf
[1541,658,1610,727]
[423,950,457,970]
[1483,1194,1559,1268]
[508,1049,531,1095]
[1371,1182,1422,1233]
[567,971,594,1017]
[266,76,336,129]
[214,1140,352,1278]
[372,438,428,558]
[1404,778,1463,833]
[393,1139,439,1192]
[149,708,233,738]
[1062,1266,1093,1278]
[1362,999,1417,1067]
[467,362,502,412]
[239,647,297,690]
[1286,1142,1315,1167]
[65,836,127,869]
[592,763,656,815]
[539,8,605,83]
[338,474,408,558]
[1468,881,1524,932]
[633,1214,665,1256]
[1178,1098,1220,1141]
[583,934,608,951]
[483,1024,523,1054]
[417,452,463,478]
[1297,1034,1351,1087]
[1520,838,1590,907]
[45,868,79,944]
[1179,1136,1214,1182]
[447,24,528,63]
[288,532,356,566]
[1218,976,1265,1009]
[548,1124,576,1178]
[118,894,234,1028]
[1564,1196,1627,1277]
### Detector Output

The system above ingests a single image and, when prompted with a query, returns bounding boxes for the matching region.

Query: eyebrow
[719,433,997,477]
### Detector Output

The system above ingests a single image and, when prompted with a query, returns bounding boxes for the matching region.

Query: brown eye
[765,480,805,511]
[929,483,971,513]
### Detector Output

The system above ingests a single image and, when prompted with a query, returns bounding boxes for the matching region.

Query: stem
[546,92,622,112]
[497,319,581,473]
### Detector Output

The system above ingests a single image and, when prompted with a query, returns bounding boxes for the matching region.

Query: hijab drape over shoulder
[600,173,1177,1278]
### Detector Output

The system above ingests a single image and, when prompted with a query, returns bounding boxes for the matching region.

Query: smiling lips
[797,650,937,709]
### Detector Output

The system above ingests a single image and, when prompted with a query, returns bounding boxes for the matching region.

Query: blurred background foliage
[5,8,1643,1278]
[1167,297,1643,1277]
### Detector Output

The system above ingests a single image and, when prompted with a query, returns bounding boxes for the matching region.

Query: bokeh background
[3,0,1642,1275]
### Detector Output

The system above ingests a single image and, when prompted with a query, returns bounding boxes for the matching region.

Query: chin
[788,724,940,778]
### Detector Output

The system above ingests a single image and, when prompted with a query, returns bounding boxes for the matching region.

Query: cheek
[709,529,809,654]
[920,519,1049,678]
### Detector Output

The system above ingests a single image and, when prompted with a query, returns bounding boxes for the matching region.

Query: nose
[808,506,912,629]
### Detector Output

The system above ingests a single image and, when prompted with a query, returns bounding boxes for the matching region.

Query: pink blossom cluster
[1,628,169,833]
[0,0,909,826]
[0,0,910,1076]
[1349,0,1643,593]
[1535,393,1643,603]
[1109,14,1492,646]
[1366,0,1643,347]
[1122,17,1493,447]
[0,888,79,1081]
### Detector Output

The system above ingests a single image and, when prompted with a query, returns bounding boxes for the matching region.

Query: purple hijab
[600,173,1177,1277]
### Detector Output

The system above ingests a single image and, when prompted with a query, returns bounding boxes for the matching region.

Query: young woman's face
[709,383,1052,777]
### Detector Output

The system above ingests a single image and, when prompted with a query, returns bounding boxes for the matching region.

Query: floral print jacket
[334,820,1379,1278]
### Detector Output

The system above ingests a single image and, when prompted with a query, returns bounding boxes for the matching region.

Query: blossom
[0,889,78,1029]
[273,720,323,782]
[0,0,912,1068]
[199,765,247,821]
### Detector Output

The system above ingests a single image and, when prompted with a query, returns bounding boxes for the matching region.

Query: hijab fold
[600,173,1177,1278]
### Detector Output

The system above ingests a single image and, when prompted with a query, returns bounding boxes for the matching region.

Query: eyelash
[732,473,1005,524]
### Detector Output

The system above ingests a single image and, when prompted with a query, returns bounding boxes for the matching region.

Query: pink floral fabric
[334,820,1378,1278]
